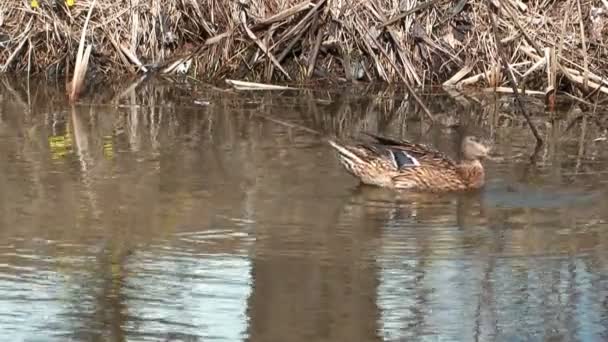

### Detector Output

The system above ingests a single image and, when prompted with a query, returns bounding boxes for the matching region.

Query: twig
[307,21,323,78]
[351,17,388,80]
[500,0,544,56]
[381,0,449,27]
[521,57,546,79]
[69,0,96,102]
[576,0,589,90]
[545,47,556,109]
[277,17,314,62]
[240,11,291,80]
[443,65,473,87]
[226,79,298,90]
[367,0,420,85]
[557,0,574,56]
[276,0,326,63]
[457,69,498,87]
[557,63,608,96]
[482,87,545,95]
[119,44,148,72]
[273,0,326,50]
[0,19,32,72]
[353,15,435,123]
[584,76,605,100]
[487,0,543,146]
[252,1,313,30]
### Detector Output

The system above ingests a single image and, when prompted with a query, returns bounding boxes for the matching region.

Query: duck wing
[329,140,420,171]
[362,132,457,169]
[355,143,421,170]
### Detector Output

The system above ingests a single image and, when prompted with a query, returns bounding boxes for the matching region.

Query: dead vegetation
[1,0,608,101]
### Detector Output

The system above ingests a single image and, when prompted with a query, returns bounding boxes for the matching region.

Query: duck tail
[327,140,365,165]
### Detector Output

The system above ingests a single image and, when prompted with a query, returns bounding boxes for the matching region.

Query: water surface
[0,80,607,341]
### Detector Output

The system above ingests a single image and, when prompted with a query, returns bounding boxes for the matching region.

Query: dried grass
[1,0,608,99]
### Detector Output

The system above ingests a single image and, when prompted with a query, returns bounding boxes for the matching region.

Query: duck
[328,133,491,192]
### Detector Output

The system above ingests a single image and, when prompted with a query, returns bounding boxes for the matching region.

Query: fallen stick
[457,70,491,87]
[481,87,544,95]
[225,79,298,90]
[443,65,473,87]
[558,64,608,96]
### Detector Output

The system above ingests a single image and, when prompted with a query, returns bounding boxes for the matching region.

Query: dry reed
[1,0,608,100]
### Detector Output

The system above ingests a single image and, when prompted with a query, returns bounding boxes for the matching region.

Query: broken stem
[487,0,543,147]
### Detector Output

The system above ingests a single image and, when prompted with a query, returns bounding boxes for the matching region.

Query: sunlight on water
[124,252,251,341]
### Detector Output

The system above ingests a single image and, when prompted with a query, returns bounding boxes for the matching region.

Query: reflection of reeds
[2,77,608,180]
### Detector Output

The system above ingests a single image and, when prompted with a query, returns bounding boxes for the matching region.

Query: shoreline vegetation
[1,0,608,146]
[1,1,607,89]
[1,76,607,168]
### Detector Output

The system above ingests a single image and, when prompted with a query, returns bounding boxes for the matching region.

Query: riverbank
[1,0,608,100]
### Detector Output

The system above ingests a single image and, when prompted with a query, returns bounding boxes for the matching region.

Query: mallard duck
[328,133,490,192]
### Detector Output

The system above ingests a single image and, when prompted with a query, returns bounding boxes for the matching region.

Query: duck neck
[457,159,485,188]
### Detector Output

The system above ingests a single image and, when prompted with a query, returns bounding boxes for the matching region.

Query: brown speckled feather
[456,160,485,189]
[393,166,467,191]
[363,132,457,169]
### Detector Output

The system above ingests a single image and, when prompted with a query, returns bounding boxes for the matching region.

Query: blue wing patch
[389,149,420,169]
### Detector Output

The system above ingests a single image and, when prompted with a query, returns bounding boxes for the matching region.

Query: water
[1,79,608,341]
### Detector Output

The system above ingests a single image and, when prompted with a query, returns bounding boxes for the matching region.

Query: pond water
[0,79,607,341]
